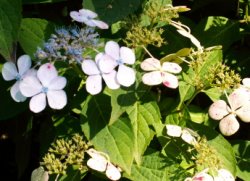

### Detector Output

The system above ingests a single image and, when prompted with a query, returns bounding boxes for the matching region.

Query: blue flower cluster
[35,26,99,64]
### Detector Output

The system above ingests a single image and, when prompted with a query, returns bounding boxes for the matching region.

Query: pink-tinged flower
[185,169,213,181]
[2,55,36,102]
[208,89,250,136]
[19,63,67,113]
[141,58,182,89]
[70,9,109,29]
[98,41,136,87]
[82,53,120,95]
[86,148,121,181]
[214,169,234,181]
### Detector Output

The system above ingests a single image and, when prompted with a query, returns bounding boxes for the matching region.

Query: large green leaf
[18,18,54,57]
[231,140,250,181]
[81,95,134,174]
[127,151,187,181]
[126,102,161,164]
[0,0,21,60]
[194,16,240,50]
[83,0,141,24]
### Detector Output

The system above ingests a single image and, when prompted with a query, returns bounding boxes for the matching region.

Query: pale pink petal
[214,169,234,181]
[29,93,46,113]
[120,47,135,65]
[242,78,250,88]
[23,69,37,78]
[162,62,182,74]
[92,19,109,29]
[228,89,249,111]
[37,63,58,87]
[208,100,229,120]
[47,76,67,90]
[117,65,135,87]
[105,41,120,60]
[82,59,100,75]
[86,75,102,95]
[20,76,42,97]
[79,9,97,19]
[2,62,18,81]
[106,163,121,181]
[166,125,182,137]
[86,149,108,162]
[102,70,120,89]
[84,19,98,27]
[192,171,213,181]
[97,54,117,73]
[140,58,161,71]
[47,90,67,110]
[17,55,31,76]
[10,81,26,102]
[70,11,86,22]
[142,71,162,85]
[87,158,107,172]
[219,114,240,136]
[181,129,197,145]
[162,72,179,89]
[236,103,250,123]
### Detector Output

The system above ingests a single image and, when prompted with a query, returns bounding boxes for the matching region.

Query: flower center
[42,87,49,93]
[15,74,21,81]
[116,58,123,65]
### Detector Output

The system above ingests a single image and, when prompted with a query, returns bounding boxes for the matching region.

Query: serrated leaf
[231,140,250,181]
[80,95,134,174]
[127,151,188,181]
[18,18,54,57]
[0,0,21,60]
[126,102,161,164]
[31,167,49,181]
[84,0,141,24]
[194,16,240,50]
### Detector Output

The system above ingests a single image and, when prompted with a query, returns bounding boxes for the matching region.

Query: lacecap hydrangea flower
[141,58,182,89]
[20,63,67,113]
[97,41,136,87]
[208,89,250,136]
[82,53,120,95]
[2,55,36,102]
[86,148,121,181]
[70,8,109,29]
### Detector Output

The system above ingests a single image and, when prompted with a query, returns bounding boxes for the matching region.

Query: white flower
[98,41,136,87]
[19,63,67,113]
[86,148,121,181]
[70,8,109,29]
[82,53,120,95]
[141,58,182,89]
[2,55,36,102]
[166,124,198,145]
[208,89,250,136]
[214,169,234,181]
[185,168,214,181]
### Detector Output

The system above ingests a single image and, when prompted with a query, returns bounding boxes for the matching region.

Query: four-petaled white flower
[2,55,36,102]
[82,53,120,95]
[98,41,136,87]
[208,89,250,136]
[19,63,67,113]
[86,148,121,181]
[70,8,109,29]
[141,58,182,89]
[166,124,198,145]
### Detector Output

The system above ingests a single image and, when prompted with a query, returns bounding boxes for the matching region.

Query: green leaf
[231,140,250,181]
[127,151,188,181]
[202,87,224,102]
[194,16,240,50]
[22,0,66,4]
[31,167,49,181]
[18,18,54,57]
[0,0,21,60]
[84,0,141,24]
[187,105,208,124]
[126,102,161,164]
[178,80,196,103]
[80,95,134,174]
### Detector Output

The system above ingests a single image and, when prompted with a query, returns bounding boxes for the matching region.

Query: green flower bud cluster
[194,137,221,175]
[41,134,89,175]
[206,63,241,90]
